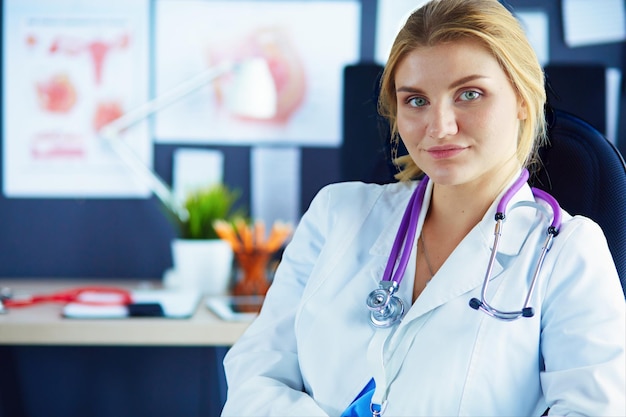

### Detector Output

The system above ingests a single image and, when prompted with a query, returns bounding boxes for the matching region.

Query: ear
[517,100,528,120]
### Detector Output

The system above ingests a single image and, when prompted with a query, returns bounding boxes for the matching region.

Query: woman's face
[395,39,526,187]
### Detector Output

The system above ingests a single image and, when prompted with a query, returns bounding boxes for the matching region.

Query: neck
[426,165,521,234]
[414,164,522,288]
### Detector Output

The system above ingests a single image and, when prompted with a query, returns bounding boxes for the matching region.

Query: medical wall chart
[153,0,361,147]
[2,0,150,198]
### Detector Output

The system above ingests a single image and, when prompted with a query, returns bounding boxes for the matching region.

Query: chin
[423,166,464,185]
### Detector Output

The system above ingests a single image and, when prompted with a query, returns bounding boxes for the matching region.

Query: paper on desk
[63,289,201,319]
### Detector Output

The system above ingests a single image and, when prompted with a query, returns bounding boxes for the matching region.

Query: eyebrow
[396,74,489,94]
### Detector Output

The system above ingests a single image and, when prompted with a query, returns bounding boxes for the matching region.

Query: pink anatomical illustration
[48,33,130,85]
[36,73,77,113]
[210,27,307,124]
[31,131,84,159]
[93,101,124,132]
[25,29,132,159]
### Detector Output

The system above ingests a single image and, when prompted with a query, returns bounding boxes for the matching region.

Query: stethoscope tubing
[381,178,428,285]
[368,168,562,326]
[471,180,562,320]
[366,178,428,327]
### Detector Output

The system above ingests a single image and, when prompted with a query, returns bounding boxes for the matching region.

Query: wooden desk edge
[0,279,252,346]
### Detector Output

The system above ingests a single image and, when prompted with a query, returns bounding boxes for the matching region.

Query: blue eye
[459,90,481,101]
[408,97,428,107]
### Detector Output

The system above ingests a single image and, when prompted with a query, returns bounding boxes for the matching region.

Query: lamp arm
[105,133,189,222]
[97,61,235,223]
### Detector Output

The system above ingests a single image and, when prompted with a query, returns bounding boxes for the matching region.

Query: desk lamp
[98,58,277,222]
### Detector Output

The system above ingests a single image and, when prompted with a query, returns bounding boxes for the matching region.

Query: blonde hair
[378,0,547,181]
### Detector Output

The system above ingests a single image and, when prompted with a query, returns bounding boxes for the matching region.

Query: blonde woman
[222,1,625,415]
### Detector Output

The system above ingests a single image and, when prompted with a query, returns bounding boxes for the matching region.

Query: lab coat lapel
[369,180,425,260]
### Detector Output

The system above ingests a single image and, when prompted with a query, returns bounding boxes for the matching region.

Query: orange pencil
[254,220,266,249]
[235,219,253,252]
[213,220,242,251]
[265,222,293,252]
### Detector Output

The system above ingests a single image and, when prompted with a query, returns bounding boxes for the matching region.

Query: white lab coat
[222,179,626,417]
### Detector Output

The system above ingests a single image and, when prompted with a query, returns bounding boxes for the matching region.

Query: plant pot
[165,238,234,296]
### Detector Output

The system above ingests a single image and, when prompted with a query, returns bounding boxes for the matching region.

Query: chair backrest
[529,109,626,297]
[341,63,396,185]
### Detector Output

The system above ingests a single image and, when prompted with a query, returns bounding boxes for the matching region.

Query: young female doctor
[221,0,626,415]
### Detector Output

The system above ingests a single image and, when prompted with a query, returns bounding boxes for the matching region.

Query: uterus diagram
[27,30,131,158]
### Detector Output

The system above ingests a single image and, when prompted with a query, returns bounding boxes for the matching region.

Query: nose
[426,102,458,139]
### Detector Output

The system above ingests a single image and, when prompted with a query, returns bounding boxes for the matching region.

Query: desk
[0,279,250,415]
[0,279,251,346]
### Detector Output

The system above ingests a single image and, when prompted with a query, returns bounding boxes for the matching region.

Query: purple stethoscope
[366,168,562,327]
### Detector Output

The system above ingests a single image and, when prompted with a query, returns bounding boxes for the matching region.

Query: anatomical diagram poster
[2,0,150,198]
[154,0,361,147]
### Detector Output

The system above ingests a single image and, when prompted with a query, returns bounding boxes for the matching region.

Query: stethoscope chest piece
[367,282,405,328]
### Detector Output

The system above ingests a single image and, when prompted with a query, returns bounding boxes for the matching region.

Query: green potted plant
[165,183,245,296]
[179,183,243,240]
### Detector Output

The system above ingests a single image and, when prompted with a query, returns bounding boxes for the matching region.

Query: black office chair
[529,108,626,297]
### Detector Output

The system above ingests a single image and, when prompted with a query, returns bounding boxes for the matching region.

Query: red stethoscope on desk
[0,286,132,310]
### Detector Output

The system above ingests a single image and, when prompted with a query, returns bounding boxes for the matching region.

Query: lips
[426,145,467,159]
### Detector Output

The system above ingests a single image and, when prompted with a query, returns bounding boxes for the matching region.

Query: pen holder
[232,249,272,298]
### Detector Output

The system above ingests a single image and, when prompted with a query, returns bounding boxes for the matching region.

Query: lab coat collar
[369,174,538,319]
[369,180,424,258]
[369,176,536,257]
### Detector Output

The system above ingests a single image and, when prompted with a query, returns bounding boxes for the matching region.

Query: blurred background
[1,0,624,416]
[1,0,624,280]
